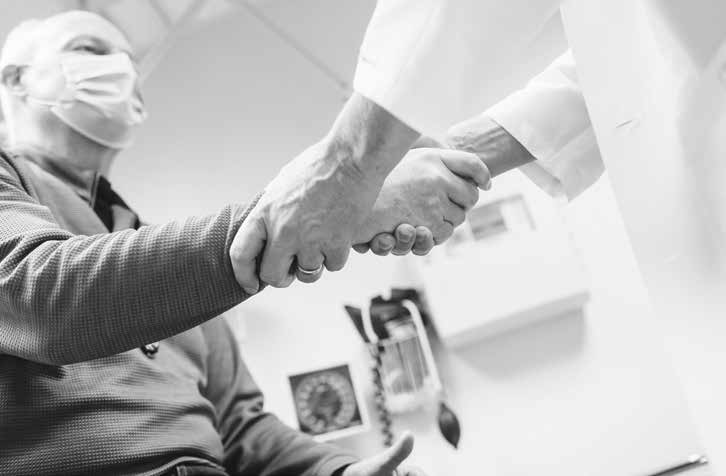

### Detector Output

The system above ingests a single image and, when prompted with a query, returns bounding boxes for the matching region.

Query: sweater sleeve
[0,156,258,365]
[201,317,358,476]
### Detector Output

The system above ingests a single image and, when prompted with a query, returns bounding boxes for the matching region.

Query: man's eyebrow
[62,34,107,49]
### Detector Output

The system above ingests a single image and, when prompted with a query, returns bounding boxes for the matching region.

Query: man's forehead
[0,10,133,68]
[39,11,132,52]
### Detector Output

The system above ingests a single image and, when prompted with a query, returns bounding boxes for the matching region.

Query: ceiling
[0,0,255,66]
[77,0,274,78]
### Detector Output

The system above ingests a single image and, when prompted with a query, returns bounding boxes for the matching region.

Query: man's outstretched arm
[0,148,435,365]
[0,154,256,364]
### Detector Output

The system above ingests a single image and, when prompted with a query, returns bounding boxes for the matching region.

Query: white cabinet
[417,171,589,347]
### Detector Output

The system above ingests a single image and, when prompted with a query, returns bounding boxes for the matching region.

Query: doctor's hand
[353,137,476,257]
[339,433,428,476]
[354,224,435,257]
[353,148,490,247]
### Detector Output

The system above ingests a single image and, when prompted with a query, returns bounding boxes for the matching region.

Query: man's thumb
[230,215,267,295]
[373,432,415,473]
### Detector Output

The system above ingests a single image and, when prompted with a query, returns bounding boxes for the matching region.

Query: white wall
[114,0,373,218]
[110,2,711,475]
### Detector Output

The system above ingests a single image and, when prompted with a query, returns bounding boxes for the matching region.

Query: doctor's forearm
[446,115,535,177]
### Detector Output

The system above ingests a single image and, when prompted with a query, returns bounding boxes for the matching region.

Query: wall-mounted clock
[289,364,367,441]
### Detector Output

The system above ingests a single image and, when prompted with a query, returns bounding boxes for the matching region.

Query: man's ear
[1,65,27,96]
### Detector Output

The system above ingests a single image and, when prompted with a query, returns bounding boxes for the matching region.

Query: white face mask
[25,52,147,149]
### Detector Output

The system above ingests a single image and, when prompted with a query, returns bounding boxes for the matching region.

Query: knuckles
[321,241,350,272]
[325,260,345,272]
[261,274,294,288]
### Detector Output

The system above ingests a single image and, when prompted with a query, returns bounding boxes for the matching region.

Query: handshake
[229,140,491,294]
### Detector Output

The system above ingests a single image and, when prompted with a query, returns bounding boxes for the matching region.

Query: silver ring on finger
[296,264,324,278]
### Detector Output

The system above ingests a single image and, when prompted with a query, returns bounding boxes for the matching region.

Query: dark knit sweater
[0,151,357,475]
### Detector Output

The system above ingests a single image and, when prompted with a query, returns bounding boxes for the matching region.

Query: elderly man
[0,10,489,476]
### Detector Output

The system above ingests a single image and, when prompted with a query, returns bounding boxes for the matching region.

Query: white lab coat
[354,0,726,470]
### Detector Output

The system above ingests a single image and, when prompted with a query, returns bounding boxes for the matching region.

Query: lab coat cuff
[487,94,601,201]
[487,88,562,165]
[354,59,443,138]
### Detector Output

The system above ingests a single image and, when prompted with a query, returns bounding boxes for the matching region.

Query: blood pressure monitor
[288,364,367,440]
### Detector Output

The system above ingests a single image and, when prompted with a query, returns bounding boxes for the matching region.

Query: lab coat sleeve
[353,0,563,139]
[485,50,604,199]
[201,317,358,476]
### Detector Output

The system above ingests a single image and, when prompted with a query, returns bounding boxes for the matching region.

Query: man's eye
[74,45,103,54]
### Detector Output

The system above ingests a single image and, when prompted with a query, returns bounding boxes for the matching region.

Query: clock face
[289,365,363,436]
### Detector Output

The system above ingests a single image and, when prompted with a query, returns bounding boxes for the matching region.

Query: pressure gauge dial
[289,365,363,436]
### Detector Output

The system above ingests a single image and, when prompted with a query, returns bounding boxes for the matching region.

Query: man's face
[19,11,140,104]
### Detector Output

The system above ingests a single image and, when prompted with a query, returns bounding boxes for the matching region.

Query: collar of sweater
[6,144,104,207]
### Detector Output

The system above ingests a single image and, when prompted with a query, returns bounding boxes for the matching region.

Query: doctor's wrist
[446,115,535,177]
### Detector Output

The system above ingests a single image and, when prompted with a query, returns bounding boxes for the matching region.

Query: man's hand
[341,433,427,476]
[354,148,490,247]
[229,94,419,293]
[230,141,380,292]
